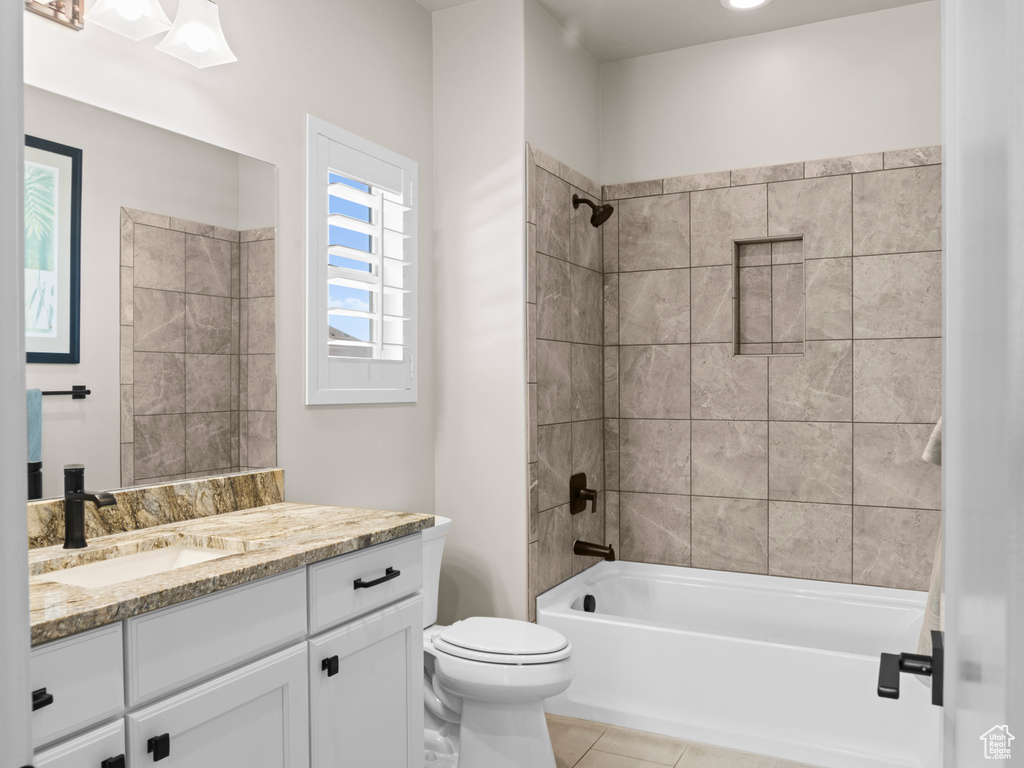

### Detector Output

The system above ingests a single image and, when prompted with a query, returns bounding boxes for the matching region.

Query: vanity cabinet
[126,644,309,768]
[309,594,423,768]
[30,532,425,768]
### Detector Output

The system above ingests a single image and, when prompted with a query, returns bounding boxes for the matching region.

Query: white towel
[922,417,942,466]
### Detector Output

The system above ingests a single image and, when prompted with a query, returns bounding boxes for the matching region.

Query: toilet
[422,516,574,768]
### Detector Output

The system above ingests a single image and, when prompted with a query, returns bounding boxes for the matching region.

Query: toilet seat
[433,617,571,665]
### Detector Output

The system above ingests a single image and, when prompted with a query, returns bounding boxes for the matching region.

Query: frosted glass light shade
[721,0,773,8]
[156,0,237,68]
[88,0,172,41]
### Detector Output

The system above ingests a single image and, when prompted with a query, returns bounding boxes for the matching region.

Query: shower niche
[733,235,805,356]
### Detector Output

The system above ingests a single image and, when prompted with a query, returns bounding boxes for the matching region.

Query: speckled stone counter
[29,501,433,646]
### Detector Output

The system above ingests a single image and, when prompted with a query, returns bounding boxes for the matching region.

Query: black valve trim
[353,566,400,590]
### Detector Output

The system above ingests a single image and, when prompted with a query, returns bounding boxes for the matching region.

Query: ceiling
[416,0,931,63]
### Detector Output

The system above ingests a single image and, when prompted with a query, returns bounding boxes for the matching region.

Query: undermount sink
[40,543,237,590]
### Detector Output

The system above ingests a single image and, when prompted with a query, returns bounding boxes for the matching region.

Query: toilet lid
[434,618,571,665]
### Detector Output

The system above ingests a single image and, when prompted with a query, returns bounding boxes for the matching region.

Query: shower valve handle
[569,473,596,515]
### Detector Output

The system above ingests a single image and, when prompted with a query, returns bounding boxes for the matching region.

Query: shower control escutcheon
[570,473,597,515]
[877,630,943,707]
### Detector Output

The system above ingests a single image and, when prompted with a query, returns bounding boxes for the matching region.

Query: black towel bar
[41,385,90,399]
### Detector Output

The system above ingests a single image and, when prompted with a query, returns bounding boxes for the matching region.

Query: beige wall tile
[572,344,604,421]
[691,343,767,421]
[771,263,805,343]
[691,420,768,499]
[853,423,941,509]
[853,252,942,339]
[246,238,276,298]
[539,423,572,511]
[805,257,852,340]
[619,344,691,419]
[603,179,663,200]
[883,146,942,169]
[536,169,571,260]
[537,339,571,425]
[528,303,537,383]
[185,412,232,473]
[186,294,233,354]
[571,264,604,345]
[619,269,690,344]
[768,500,853,582]
[527,223,537,303]
[134,224,185,291]
[853,506,941,590]
[537,504,572,593]
[618,193,690,272]
[691,496,768,574]
[690,266,733,344]
[691,185,767,267]
[739,241,772,267]
[529,384,538,463]
[605,419,620,491]
[247,354,277,412]
[664,171,731,194]
[771,239,802,265]
[620,419,691,494]
[134,288,185,353]
[604,347,619,418]
[134,414,186,479]
[738,266,772,344]
[573,419,605,497]
[853,166,942,255]
[620,492,691,566]
[538,253,572,341]
[731,162,804,186]
[603,208,619,273]
[769,421,853,504]
[246,411,277,468]
[605,490,620,554]
[133,352,185,415]
[185,353,232,413]
[186,234,233,297]
[604,274,619,345]
[769,340,853,422]
[804,153,883,178]
[769,175,853,260]
[853,338,941,423]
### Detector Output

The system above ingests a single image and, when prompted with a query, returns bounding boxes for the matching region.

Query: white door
[309,595,423,768]
[126,644,309,768]
[943,0,1024,763]
[34,721,125,768]
[0,0,33,764]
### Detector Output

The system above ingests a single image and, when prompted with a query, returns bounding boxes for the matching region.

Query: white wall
[24,0,436,515]
[524,0,600,184]
[433,0,529,622]
[600,2,941,184]
[24,86,253,498]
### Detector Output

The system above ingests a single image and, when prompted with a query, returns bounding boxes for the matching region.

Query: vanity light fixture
[721,0,774,9]
[156,0,237,68]
[87,0,171,40]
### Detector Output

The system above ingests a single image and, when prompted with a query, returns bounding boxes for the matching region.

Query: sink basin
[42,544,235,589]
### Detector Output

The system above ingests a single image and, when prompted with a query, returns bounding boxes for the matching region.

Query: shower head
[573,194,615,228]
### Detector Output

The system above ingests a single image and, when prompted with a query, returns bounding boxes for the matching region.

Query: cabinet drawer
[125,569,307,706]
[126,643,309,768]
[308,534,422,634]
[35,720,125,768]
[30,624,124,749]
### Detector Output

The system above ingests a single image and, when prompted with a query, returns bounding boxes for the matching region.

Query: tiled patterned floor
[547,713,819,768]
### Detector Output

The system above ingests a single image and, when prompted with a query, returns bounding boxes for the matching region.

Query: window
[306,116,417,404]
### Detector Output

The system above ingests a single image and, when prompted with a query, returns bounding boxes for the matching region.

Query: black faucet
[570,473,597,515]
[63,464,117,549]
[574,540,616,561]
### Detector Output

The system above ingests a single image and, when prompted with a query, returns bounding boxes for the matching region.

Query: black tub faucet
[574,540,616,562]
[63,464,117,550]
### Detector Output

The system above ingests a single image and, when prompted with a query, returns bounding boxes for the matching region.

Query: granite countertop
[29,502,434,646]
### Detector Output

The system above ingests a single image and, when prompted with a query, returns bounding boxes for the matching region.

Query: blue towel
[27,389,42,464]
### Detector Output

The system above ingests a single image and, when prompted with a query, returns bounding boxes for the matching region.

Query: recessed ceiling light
[721,0,774,9]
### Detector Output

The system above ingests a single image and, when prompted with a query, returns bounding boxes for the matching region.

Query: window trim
[305,115,418,405]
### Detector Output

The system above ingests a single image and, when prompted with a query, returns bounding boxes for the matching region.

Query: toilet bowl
[422,517,574,768]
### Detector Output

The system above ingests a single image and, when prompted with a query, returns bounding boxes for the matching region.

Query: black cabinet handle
[101,756,126,768]
[322,655,340,677]
[353,566,400,590]
[148,734,170,762]
[31,688,53,711]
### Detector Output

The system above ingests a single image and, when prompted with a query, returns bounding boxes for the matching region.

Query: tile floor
[546,713,819,768]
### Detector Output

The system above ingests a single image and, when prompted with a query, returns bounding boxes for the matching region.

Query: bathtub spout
[574,540,616,561]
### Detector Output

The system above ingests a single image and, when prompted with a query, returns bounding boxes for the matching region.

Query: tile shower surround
[120,209,277,487]
[527,145,942,615]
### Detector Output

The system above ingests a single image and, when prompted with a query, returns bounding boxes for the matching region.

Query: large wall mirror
[25,86,277,500]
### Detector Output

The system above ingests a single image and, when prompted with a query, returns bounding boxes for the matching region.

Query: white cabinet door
[126,643,309,768]
[309,595,423,768]
[35,720,125,768]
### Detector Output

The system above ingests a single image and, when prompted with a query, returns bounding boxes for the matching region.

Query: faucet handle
[570,473,597,515]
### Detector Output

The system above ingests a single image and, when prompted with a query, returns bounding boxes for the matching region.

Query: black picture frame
[24,135,82,365]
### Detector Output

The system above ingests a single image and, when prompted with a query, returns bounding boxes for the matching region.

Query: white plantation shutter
[306,116,417,404]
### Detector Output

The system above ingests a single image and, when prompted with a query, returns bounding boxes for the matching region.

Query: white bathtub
[537,561,941,768]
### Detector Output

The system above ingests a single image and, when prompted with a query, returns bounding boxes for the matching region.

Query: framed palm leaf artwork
[24,135,81,364]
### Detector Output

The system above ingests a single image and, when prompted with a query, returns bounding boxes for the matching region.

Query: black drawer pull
[101,756,126,768]
[353,566,400,590]
[31,688,53,711]
[148,733,170,762]
[322,655,340,677]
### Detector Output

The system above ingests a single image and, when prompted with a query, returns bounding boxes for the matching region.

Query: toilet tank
[422,515,452,628]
